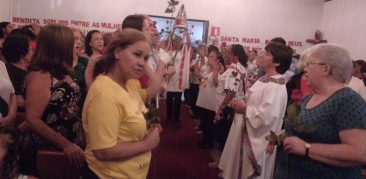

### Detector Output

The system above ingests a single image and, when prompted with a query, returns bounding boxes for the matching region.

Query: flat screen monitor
[150,15,209,46]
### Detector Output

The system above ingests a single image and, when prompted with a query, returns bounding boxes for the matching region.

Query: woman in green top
[69,26,88,112]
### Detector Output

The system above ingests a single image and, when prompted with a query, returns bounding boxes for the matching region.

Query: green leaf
[265,130,287,145]
[270,130,278,139]
[265,130,278,142]
[286,102,299,118]
[144,103,161,129]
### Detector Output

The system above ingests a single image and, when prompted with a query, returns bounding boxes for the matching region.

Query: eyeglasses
[306,61,327,67]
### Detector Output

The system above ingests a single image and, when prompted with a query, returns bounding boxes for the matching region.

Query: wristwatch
[305,143,312,157]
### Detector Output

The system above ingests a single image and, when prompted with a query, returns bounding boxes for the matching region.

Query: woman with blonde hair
[69,26,88,111]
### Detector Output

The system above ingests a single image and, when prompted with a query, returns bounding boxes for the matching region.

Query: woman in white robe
[219,42,292,179]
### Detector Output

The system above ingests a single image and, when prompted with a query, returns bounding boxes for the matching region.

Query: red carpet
[147,101,220,179]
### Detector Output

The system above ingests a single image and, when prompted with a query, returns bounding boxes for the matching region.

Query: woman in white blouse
[195,46,220,148]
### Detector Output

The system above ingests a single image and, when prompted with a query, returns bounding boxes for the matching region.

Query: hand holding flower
[230,100,246,113]
[266,130,285,154]
[214,107,224,124]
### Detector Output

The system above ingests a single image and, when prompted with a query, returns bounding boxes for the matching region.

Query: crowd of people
[0,12,366,179]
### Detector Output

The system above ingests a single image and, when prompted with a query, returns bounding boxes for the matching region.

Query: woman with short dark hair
[0,22,13,40]
[2,34,33,112]
[0,22,14,62]
[219,42,292,179]
[122,15,148,32]
[84,30,104,88]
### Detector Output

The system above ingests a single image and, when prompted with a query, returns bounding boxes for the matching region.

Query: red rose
[291,89,303,106]
[291,89,302,100]
[139,75,149,89]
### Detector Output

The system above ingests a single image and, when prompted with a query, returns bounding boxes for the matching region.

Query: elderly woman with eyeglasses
[269,44,366,179]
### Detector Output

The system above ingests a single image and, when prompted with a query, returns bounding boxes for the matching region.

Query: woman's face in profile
[256,51,274,69]
[3,24,14,35]
[115,41,151,79]
[73,31,82,57]
[302,56,326,86]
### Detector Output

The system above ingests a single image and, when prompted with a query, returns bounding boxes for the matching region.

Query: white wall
[322,0,366,59]
[0,0,10,22]
[185,0,324,52]
[8,0,324,52]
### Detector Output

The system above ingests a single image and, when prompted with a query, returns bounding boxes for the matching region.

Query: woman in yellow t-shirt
[82,29,163,179]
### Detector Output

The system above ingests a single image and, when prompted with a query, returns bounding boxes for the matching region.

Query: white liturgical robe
[219,74,288,179]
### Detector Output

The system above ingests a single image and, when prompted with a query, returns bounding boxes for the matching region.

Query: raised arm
[184,29,191,48]
[145,60,164,100]
[85,55,102,89]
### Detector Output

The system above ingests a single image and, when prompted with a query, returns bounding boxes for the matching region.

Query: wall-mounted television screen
[150,15,209,46]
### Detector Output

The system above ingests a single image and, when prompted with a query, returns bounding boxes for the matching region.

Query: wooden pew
[37,150,81,179]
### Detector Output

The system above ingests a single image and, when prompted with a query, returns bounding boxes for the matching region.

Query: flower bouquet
[265,116,316,145]
[144,102,161,129]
